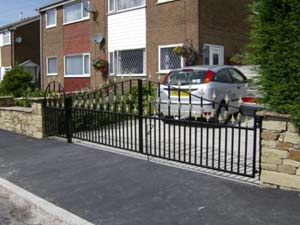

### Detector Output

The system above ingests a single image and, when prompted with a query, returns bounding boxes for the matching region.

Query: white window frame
[46,56,58,76]
[3,31,11,46]
[109,52,115,75]
[0,67,12,81]
[46,9,57,29]
[108,0,146,14]
[158,44,184,74]
[64,53,90,77]
[109,48,146,77]
[203,44,224,66]
[63,0,90,25]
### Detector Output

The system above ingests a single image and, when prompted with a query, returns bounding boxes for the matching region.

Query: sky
[0,0,57,26]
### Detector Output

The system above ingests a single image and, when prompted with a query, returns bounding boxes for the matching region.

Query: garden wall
[0,101,43,139]
[258,111,300,190]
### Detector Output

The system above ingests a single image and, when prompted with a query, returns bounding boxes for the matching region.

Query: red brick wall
[63,21,90,55]
[64,77,90,92]
[63,20,91,92]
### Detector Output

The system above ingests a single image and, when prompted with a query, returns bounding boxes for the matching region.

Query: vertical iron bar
[65,96,73,143]
[138,79,144,154]
[252,111,258,178]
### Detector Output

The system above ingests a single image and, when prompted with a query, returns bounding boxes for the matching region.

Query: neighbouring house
[39,0,251,92]
[0,16,41,87]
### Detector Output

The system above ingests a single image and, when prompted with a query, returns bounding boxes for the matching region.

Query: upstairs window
[64,0,89,24]
[108,0,145,13]
[3,31,11,45]
[46,9,56,28]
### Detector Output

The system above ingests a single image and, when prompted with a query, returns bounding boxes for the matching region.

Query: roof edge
[38,0,76,12]
[0,16,40,32]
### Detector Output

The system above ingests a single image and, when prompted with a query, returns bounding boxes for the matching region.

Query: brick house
[0,16,40,86]
[39,0,251,92]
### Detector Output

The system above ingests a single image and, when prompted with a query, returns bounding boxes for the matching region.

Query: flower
[173,39,198,66]
[92,58,108,75]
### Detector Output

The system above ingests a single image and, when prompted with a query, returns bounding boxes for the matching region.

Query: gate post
[138,80,144,154]
[65,96,73,143]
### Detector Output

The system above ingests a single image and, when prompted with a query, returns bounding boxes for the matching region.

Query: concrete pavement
[0,129,299,225]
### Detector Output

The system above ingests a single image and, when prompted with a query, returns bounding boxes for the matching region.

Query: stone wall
[0,102,43,139]
[258,111,300,190]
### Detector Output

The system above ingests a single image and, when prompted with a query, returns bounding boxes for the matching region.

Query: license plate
[171,91,190,97]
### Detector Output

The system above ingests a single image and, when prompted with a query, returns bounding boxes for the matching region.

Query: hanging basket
[93,58,108,75]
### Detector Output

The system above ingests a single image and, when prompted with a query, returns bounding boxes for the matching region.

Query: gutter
[38,0,76,12]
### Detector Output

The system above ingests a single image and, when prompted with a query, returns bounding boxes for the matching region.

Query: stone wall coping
[0,96,14,99]
[257,110,292,120]
[14,97,44,103]
[0,107,33,113]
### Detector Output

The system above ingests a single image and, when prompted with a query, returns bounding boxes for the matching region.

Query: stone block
[276,142,293,151]
[283,159,300,168]
[261,170,300,189]
[261,131,279,141]
[288,122,299,133]
[262,140,277,148]
[262,148,288,164]
[277,164,296,175]
[261,183,278,189]
[262,120,287,131]
[261,163,277,171]
[296,168,300,176]
[289,150,300,162]
[284,133,300,144]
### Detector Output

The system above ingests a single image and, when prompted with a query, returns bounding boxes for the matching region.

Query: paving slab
[0,129,299,225]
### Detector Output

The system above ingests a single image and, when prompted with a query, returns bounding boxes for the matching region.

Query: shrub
[248,0,300,126]
[0,67,34,97]
[15,88,44,107]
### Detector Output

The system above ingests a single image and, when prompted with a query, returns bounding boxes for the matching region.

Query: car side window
[214,69,232,83]
[229,69,247,83]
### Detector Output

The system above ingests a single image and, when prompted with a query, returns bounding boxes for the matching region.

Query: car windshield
[164,70,207,85]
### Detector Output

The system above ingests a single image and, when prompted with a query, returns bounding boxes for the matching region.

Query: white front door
[209,45,224,66]
[204,44,224,66]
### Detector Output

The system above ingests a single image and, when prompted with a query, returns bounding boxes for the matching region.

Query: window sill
[64,75,91,78]
[47,73,58,76]
[63,17,90,26]
[157,71,171,74]
[156,0,177,5]
[46,25,57,29]
[2,43,11,46]
[110,74,147,77]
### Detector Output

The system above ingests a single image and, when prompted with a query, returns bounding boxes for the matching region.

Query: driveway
[0,129,299,225]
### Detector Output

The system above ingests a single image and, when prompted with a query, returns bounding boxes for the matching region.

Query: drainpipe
[39,13,43,89]
[8,27,16,67]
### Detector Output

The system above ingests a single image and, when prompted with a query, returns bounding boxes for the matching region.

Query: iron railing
[44,79,262,178]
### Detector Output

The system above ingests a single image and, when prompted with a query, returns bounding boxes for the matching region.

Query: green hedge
[249,0,300,126]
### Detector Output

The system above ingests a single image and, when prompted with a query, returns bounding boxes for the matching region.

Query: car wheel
[214,104,229,124]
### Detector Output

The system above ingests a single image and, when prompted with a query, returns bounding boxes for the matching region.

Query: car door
[212,69,233,104]
[228,68,248,105]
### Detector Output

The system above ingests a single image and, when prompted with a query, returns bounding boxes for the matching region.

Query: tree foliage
[249,0,300,126]
[0,67,34,97]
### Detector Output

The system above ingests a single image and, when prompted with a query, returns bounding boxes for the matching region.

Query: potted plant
[173,39,198,66]
[92,58,108,75]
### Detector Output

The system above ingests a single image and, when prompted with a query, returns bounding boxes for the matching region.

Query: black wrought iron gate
[44,79,262,178]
